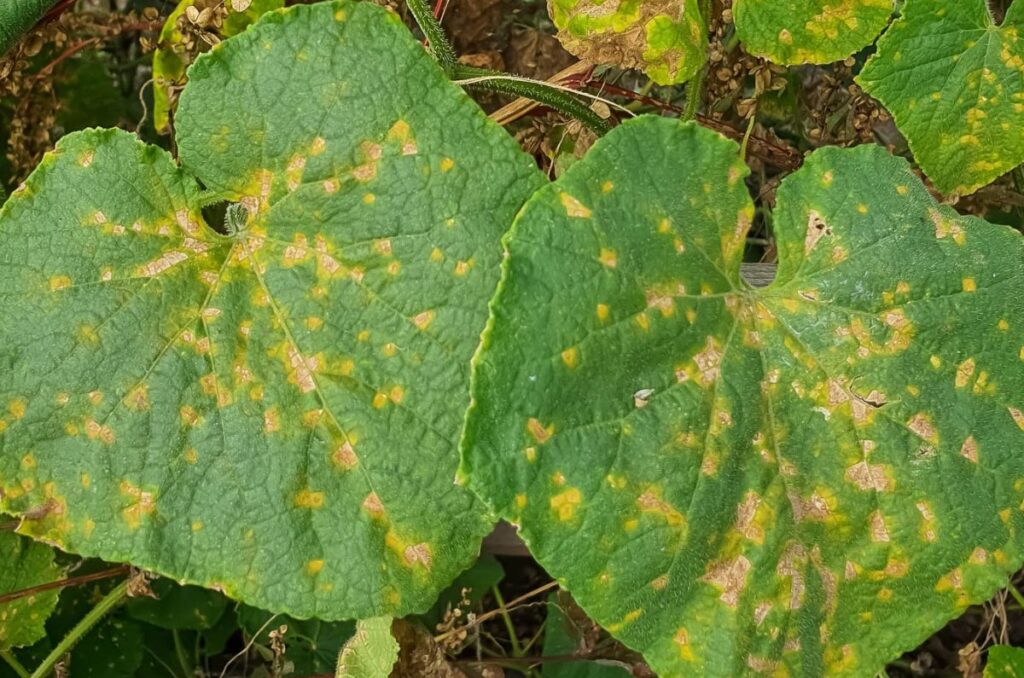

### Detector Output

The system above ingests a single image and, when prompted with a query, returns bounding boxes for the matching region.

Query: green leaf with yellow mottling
[734,0,892,64]
[152,0,284,134]
[335,617,398,678]
[460,115,1024,677]
[987,645,1024,678]
[0,0,543,620]
[858,0,1024,196]
[548,0,708,85]
[0,532,61,650]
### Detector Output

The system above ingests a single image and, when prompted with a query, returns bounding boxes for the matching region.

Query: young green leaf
[548,0,708,85]
[0,0,543,620]
[987,645,1024,678]
[461,115,1024,677]
[734,0,892,64]
[0,532,61,650]
[857,0,1024,196]
[152,0,284,134]
[335,617,398,678]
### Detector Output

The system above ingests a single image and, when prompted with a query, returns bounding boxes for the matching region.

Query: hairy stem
[454,66,613,135]
[405,0,457,75]
[1,650,30,678]
[28,580,129,678]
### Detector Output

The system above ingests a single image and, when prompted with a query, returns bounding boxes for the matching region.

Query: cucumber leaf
[461,115,1024,676]
[548,0,708,85]
[0,532,61,650]
[734,0,892,64]
[858,0,1024,196]
[0,0,542,620]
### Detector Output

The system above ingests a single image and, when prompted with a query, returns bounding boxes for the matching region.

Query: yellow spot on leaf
[526,417,554,444]
[294,489,325,509]
[559,192,591,218]
[550,487,582,521]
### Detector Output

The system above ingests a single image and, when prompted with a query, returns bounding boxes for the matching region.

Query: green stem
[172,629,192,678]
[29,580,129,678]
[491,586,524,658]
[453,66,613,135]
[1,649,30,678]
[1008,581,1024,609]
[683,0,713,122]
[405,0,457,76]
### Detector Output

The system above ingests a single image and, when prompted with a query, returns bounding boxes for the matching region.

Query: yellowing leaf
[0,532,61,650]
[858,0,1024,196]
[461,116,1024,676]
[0,1,542,620]
[548,0,708,85]
[734,0,893,64]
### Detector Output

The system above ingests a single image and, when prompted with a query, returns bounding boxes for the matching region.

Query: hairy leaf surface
[858,0,1024,196]
[734,0,892,64]
[461,116,1024,676]
[0,532,60,650]
[548,0,707,85]
[0,0,543,619]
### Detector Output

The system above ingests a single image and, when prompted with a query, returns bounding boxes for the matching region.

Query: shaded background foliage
[5,0,1024,676]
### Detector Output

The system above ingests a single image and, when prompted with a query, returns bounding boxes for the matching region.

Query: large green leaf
[460,115,1024,676]
[734,0,892,64]
[548,0,708,85]
[0,0,542,620]
[0,532,61,650]
[858,0,1024,196]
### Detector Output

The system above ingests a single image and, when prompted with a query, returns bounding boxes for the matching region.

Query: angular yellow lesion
[526,417,554,444]
[674,628,696,662]
[523,446,537,462]
[306,559,325,575]
[559,192,591,218]
[701,555,751,607]
[332,440,359,470]
[294,489,325,509]
[1008,406,1024,430]
[844,461,894,492]
[119,480,156,529]
[361,491,385,517]
[550,487,582,521]
[8,398,27,420]
[412,310,435,330]
[514,493,527,510]
[387,119,418,156]
[560,347,579,368]
[962,277,977,292]
[454,258,474,276]
[84,418,115,444]
[263,407,280,433]
[596,303,610,321]
[906,412,939,444]
[184,448,199,464]
[49,275,72,291]
[636,486,685,527]
[598,248,617,268]
[440,157,455,172]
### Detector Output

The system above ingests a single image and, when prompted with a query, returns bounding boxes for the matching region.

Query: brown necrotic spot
[701,555,752,607]
[804,210,832,254]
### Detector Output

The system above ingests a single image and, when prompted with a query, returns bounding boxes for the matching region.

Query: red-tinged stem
[0,566,129,606]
